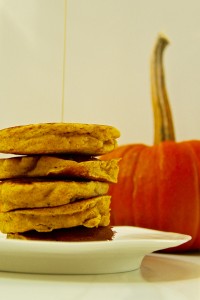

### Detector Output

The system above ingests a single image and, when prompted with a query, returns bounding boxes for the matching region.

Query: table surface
[0,252,199,300]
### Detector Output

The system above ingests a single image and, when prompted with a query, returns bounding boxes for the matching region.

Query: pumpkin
[102,34,200,251]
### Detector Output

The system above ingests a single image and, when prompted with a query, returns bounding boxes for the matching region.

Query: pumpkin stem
[151,33,176,144]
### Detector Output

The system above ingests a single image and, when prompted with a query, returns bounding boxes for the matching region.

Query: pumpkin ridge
[101,145,133,224]
[126,144,147,224]
[101,144,147,225]
[133,145,159,228]
[182,141,200,249]
[156,141,199,251]
[110,144,146,225]
[109,146,134,224]
[155,143,164,230]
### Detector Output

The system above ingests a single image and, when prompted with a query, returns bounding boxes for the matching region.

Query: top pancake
[0,123,120,155]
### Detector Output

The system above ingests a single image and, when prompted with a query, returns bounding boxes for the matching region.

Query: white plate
[0,226,191,274]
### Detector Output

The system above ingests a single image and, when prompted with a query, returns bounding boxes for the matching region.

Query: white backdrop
[1,0,200,147]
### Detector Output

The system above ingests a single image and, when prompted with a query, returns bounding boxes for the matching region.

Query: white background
[1,0,200,146]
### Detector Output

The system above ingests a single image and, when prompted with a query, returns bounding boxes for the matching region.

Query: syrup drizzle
[61,0,67,122]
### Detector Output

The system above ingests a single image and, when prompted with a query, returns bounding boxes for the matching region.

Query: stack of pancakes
[0,122,120,235]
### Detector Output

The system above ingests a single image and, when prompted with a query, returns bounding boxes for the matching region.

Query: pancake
[0,180,109,212]
[0,155,120,183]
[0,122,120,155]
[0,195,111,233]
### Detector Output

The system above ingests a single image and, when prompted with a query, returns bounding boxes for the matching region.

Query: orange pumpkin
[102,34,200,251]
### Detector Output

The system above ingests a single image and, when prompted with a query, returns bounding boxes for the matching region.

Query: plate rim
[0,226,192,247]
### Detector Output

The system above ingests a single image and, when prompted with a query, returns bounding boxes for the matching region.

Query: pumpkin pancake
[0,155,120,183]
[0,122,120,155]
[0,180,109,212]
[0,195,111,233]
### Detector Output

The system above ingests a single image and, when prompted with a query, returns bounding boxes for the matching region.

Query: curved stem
[151,34,175,144]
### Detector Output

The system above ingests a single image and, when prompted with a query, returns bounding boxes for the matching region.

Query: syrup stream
[61,0,67,122]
